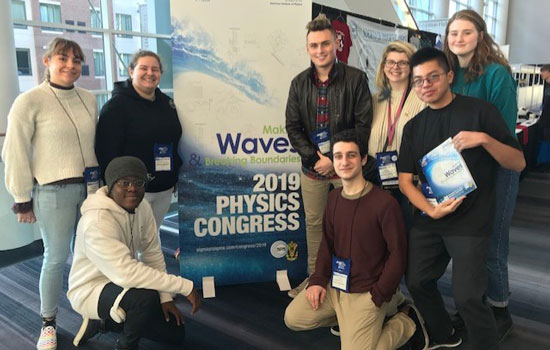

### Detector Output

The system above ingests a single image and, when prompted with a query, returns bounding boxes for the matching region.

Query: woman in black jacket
[96,50,182,232]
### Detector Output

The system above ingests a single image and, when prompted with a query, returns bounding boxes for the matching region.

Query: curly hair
[443,9,510,82]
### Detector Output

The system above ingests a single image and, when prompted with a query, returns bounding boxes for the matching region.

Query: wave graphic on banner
[171,18,270,105]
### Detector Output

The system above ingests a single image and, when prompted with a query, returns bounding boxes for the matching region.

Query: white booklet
[419,137,477,203]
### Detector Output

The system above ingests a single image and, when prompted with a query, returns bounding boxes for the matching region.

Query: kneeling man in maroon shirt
[284,129,426,350]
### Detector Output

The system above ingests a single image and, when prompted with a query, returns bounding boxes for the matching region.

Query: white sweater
[1,82,98,203]
[67,186,194,319]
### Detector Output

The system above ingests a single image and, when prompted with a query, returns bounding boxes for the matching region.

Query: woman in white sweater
[1,38,98,350]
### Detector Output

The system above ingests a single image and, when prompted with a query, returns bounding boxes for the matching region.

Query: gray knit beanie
[105,156,148,192]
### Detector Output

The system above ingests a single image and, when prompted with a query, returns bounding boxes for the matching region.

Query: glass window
[450,0,472,16]
[484,0,498,38]
[65,19,75,32]
[77,20,86,34]
[12,0,171,93]
[16,48,32,76]
[116,13,133,38]
[96,93,110,111]
[406,0,434,21]
[90,7,102,35]
[11,0,27,29]
[118,53,132,77]
[40,3,63,32]
[112,0,172,35]
[82,65,90,76]
[94,51,105,76]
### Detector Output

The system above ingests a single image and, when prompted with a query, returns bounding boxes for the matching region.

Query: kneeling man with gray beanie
[68,156,200,350]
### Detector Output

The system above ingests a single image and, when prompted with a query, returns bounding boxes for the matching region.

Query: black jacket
[95,79,183,192]
[285,61,373,170]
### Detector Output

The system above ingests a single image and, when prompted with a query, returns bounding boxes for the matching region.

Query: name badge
[312,128,331,155]
[154,143,173,172]
[376,151,399,189]
[84,166,101,196]
[421,182,438,216]
[331,255,350,292]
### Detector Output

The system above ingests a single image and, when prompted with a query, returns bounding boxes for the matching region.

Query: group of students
[2,38,196,350]
[284,11,525,350]
[1,8,529,350]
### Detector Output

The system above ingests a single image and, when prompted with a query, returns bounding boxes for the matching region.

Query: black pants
[98,283,185,349]
[405,227,499,350]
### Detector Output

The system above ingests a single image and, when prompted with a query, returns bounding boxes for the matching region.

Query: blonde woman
[368,41,426,227]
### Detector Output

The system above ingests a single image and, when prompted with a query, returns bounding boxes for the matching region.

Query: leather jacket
[285,61,372,170]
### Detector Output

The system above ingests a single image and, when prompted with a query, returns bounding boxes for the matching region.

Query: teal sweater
[451,63,517,135]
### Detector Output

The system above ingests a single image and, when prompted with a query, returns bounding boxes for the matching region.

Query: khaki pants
[300,173,342,275]
[284,287,415,350]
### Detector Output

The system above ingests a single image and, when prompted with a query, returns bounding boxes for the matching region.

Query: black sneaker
[401,304,429,350]
[73,317,105,346]
[426,329,462,349]
[450,311,465,331]
[492,306,513,342]
[330,325,340,336]
[115,337,139,350]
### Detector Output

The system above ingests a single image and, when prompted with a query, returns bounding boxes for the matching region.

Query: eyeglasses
[412,72,447,87]
[116,179,146,189]
[385,60,409,68]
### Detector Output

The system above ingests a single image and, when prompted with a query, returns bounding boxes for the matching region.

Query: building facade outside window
[118,53,132,77]
[94,51,105,76]
[39,2,63,32]
[116,13,133,38]
[11,0,173,109]
[11,0,27,29]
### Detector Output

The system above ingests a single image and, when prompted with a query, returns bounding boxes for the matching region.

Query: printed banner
[346,15,408,93]
[171,0,311,287]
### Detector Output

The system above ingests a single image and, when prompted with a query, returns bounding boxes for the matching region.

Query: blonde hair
[375,41,416,101]
[43,37,85,82]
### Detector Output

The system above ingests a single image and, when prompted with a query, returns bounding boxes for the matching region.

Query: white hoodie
[67,186,193,319]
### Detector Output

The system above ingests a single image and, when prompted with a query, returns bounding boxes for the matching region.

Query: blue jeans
[486,167,520,307]
[33,183,85,318]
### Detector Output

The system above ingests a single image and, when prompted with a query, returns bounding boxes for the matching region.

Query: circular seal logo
[270,240,288,259]
[391,155,398,162]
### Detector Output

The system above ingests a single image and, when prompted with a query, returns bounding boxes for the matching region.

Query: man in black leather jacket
[285,14,372,299]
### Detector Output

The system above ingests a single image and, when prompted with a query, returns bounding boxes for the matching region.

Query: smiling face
[43,49,82,87]
[109,176,145,213]
[384,51,411,86]
[306,29,337,72]
[332,141,366,182]
[129,55,162,97]
[447,19,481,64]
[412,59,454,109]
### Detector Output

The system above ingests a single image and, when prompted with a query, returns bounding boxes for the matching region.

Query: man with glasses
[68,156,200,350]
[397,48,525,350]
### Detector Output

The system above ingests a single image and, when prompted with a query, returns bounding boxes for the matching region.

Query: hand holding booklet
[419,137,477,203]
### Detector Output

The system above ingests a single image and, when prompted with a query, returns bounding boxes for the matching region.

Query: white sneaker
[37,322,57,350]
[287,277,309,298]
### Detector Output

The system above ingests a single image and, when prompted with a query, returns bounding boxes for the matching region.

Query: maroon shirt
[309,185,407,307]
